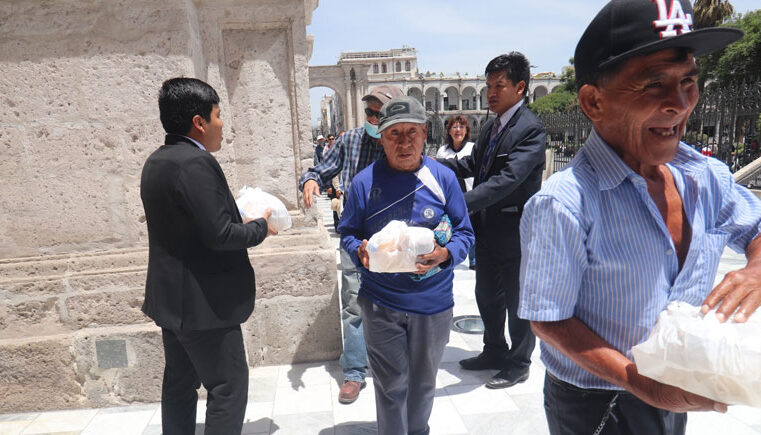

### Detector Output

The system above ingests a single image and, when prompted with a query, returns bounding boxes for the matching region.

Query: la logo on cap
[651,0,693,38]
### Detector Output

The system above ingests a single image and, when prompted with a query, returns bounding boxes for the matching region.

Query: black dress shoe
[459,353,508,371]
[485,368,530,389]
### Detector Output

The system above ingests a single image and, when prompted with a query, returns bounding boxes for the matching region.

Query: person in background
[438,52,546,390]
[314,134,326,166]
[437,115,477,269]
[323,134,336,159]
[339,95,474,434]
[519,1,759,433]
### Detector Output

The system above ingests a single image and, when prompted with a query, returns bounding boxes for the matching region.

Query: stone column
[0,0,339,413]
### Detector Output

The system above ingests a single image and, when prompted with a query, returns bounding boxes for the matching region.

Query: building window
[382,63,387,73]
[373,63,379,74]
[395,61,402,72]
[405,61,411,71]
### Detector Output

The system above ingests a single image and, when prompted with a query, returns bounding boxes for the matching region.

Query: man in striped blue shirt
[518,1,760,434]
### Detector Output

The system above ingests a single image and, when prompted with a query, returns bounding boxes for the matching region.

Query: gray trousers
[359,296,452,435]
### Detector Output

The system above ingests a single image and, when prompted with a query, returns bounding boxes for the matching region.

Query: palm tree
[693,0,734,29]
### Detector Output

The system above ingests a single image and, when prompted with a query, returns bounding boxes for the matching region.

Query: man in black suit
[141,77,275,434]
[438,52,546,389]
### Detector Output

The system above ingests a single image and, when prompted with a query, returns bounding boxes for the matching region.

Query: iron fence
[538,81,761,181]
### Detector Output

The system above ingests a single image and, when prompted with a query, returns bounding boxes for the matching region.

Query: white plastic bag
[235,186,292,232]
[366,220,434,273]
[632,301,761,407]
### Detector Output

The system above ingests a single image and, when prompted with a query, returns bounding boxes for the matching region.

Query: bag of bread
[235,186,292,232]
[366,220,434,273]
[632,301,761,407]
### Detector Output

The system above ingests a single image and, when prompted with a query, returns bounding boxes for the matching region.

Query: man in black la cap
[517,1,761,434]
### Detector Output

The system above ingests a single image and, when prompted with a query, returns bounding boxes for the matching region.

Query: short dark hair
[158,77,220,135]
[446,115,471,148]
[485,52,531,96]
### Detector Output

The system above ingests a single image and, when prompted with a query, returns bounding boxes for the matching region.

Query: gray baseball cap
[377,96,427,133]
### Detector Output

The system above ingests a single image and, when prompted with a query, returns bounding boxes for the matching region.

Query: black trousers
[543,373,687,435]
[161,326,249,435]
[474,244,535,368]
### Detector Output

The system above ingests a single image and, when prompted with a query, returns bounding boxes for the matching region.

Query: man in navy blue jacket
[438,52,547,389]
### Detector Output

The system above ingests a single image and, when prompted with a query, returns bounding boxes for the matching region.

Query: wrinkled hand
[701,263,761,323]
[633,374,726,414]
[413,245,450,275]
[302,180,320,209]
[357,240,370,268]
[262,209,278,236]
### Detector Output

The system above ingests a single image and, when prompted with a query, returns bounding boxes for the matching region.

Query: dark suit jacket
[140,134,269,330]
[439,104,546,257]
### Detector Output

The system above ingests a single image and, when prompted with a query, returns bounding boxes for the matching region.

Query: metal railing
[538,81,761,182]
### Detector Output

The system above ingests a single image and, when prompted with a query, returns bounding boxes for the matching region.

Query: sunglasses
[365,108,381,119]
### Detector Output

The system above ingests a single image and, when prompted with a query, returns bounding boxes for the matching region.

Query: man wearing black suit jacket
[438,52,546,389]
[141,77,275,434]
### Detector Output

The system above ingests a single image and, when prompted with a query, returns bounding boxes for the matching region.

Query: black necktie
[479,118,501,182]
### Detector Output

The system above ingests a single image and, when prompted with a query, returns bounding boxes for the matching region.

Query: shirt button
[666,249,674,255]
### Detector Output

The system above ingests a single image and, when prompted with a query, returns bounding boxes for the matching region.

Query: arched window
[373,63,379,74]
[405,61,411,71]
[381,63,387,73]
[395,61,401,72]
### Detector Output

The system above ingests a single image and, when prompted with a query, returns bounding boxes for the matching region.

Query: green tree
[699,10,761,86]
[527,57,578,115]
[693,0,734,29]
[528,90,576,115]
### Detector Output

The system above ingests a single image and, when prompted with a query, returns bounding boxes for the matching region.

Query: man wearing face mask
[299,84,404,404]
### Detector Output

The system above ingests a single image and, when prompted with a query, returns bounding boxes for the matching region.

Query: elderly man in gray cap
[299,84,404,404]
[518,1,760,434]
[339,95,473,435]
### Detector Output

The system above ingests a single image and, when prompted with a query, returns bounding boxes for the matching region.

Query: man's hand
[243,209,278,236]
[630,370,727,413]
[335,189,342,199]
[702,260,761,323]
[302,179,320,209]
[326,187,334,196]
[357,240,370,268]
[262,209,278,236]
[413,245,449,274]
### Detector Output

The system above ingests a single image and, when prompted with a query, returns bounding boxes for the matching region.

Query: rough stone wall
[0,0,339,413]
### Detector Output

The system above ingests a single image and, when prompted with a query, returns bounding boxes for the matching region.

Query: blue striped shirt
[518,129,761,390]
[299,126,383,196]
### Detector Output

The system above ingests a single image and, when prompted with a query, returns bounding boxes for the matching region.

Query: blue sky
[307,0,759,124]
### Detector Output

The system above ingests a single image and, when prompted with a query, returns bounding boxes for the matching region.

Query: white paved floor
[1,195,759,434]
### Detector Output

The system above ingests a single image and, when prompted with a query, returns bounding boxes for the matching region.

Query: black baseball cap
[575,0,743,88]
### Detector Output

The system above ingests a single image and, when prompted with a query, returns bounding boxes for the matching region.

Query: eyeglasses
[365,108,381,119]
[450,124,466,130]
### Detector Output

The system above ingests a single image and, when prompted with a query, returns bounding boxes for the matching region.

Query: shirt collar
[496,99,523,132]
[584,129,708,191]
[181,135,206,151]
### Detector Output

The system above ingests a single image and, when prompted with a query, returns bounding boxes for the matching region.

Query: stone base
[0,213,340,413]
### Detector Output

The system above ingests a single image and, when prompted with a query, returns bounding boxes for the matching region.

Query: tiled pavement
[1,195,759,435]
